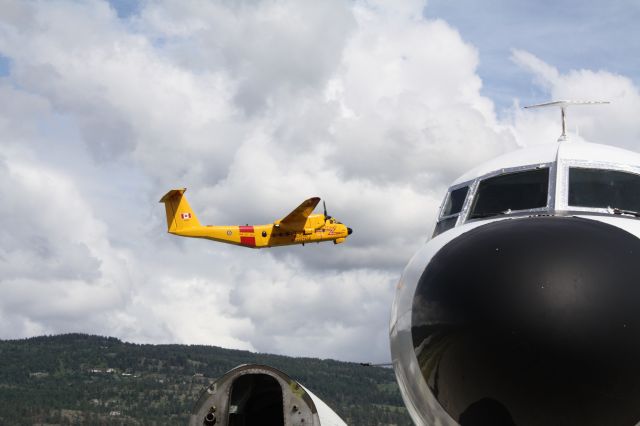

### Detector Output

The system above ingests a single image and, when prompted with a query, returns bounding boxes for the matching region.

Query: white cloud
[0,157,130,337]
[511,49,640,150]
[511,49,560,90]
[9,1,624,363]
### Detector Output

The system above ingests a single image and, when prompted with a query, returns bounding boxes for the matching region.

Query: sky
[0,0,639,364]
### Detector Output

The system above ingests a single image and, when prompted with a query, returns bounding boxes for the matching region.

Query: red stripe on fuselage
[240,236,256,247]
[239,226,254,233]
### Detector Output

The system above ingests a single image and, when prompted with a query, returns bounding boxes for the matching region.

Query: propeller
[323,200,331,220]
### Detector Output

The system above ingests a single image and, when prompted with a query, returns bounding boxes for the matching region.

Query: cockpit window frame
[558,159,640,214]
[433,155,640,239]
[438,182,472,221]
[459,162,556,225]
[433,182,474,237]
[434,162,557,235]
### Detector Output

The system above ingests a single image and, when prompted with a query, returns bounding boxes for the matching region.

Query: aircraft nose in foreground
[347,227,353,235]
[408,217,640,424]
[390,117,640,425]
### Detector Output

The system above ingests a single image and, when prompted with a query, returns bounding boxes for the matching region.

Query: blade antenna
[524,100,610,142]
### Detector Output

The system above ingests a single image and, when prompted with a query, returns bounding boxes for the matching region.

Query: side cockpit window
[433,186,469,237]
[470,168,549,219]
[442,186,468,217]
[569,168,640,212]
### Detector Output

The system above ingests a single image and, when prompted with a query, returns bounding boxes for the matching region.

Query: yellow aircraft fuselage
[160,189,352,248]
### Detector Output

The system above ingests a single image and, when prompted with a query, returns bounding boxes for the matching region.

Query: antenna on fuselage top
[524,100,610,142]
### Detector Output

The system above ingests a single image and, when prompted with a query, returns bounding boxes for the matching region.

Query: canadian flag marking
[181,212,192,220]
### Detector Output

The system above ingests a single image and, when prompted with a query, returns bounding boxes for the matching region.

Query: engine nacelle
[189,364,346,426]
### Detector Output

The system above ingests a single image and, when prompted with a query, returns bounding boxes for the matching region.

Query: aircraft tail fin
[159,188,202,233]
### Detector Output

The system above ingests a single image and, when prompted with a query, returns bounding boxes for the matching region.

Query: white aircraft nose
[406,216,640,425]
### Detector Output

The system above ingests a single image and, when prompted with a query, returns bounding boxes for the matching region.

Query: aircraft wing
[279,197,321,227]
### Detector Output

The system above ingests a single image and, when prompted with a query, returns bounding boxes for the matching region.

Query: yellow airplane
[159,188,353,248]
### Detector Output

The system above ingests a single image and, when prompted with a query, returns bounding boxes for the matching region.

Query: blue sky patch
[425,0,640,113]
[0,54,11,77]
[107,0,141,19]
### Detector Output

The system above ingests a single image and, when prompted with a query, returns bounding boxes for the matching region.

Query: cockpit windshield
[569,168,640,212]
[469,168,549,219]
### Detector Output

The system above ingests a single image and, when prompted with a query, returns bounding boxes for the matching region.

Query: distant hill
[0,334,411,425]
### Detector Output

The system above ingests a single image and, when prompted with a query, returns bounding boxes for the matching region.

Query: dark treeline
[0,333,411,425]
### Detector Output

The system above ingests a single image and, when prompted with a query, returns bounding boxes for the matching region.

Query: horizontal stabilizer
[159,188,187,203]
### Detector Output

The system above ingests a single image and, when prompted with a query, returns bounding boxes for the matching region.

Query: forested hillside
[0,334,411,425]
